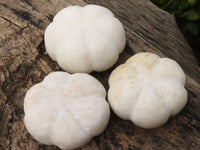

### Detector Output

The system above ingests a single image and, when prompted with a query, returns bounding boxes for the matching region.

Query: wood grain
[0,0,200,150]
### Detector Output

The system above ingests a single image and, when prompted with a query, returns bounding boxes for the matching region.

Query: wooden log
[0,0,200,149]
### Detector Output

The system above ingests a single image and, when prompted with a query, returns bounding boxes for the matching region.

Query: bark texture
[0,0,200,150]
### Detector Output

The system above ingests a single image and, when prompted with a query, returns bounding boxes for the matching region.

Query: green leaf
[177,0,191,12]
[161,0,175,9]
[187,22,199,35]
[188,0,198,6]
[187,9,200,20]
[150,0,168,7]
[180,9,200,20]
[156,0,169,5]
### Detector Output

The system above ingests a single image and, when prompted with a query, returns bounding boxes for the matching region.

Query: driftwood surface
[0,0,200,149]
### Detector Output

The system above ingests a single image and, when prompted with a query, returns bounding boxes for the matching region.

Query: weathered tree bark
[0,0,200,150]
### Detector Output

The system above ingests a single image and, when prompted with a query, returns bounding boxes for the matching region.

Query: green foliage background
[151,0,200,62]
[151,0,200,35]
